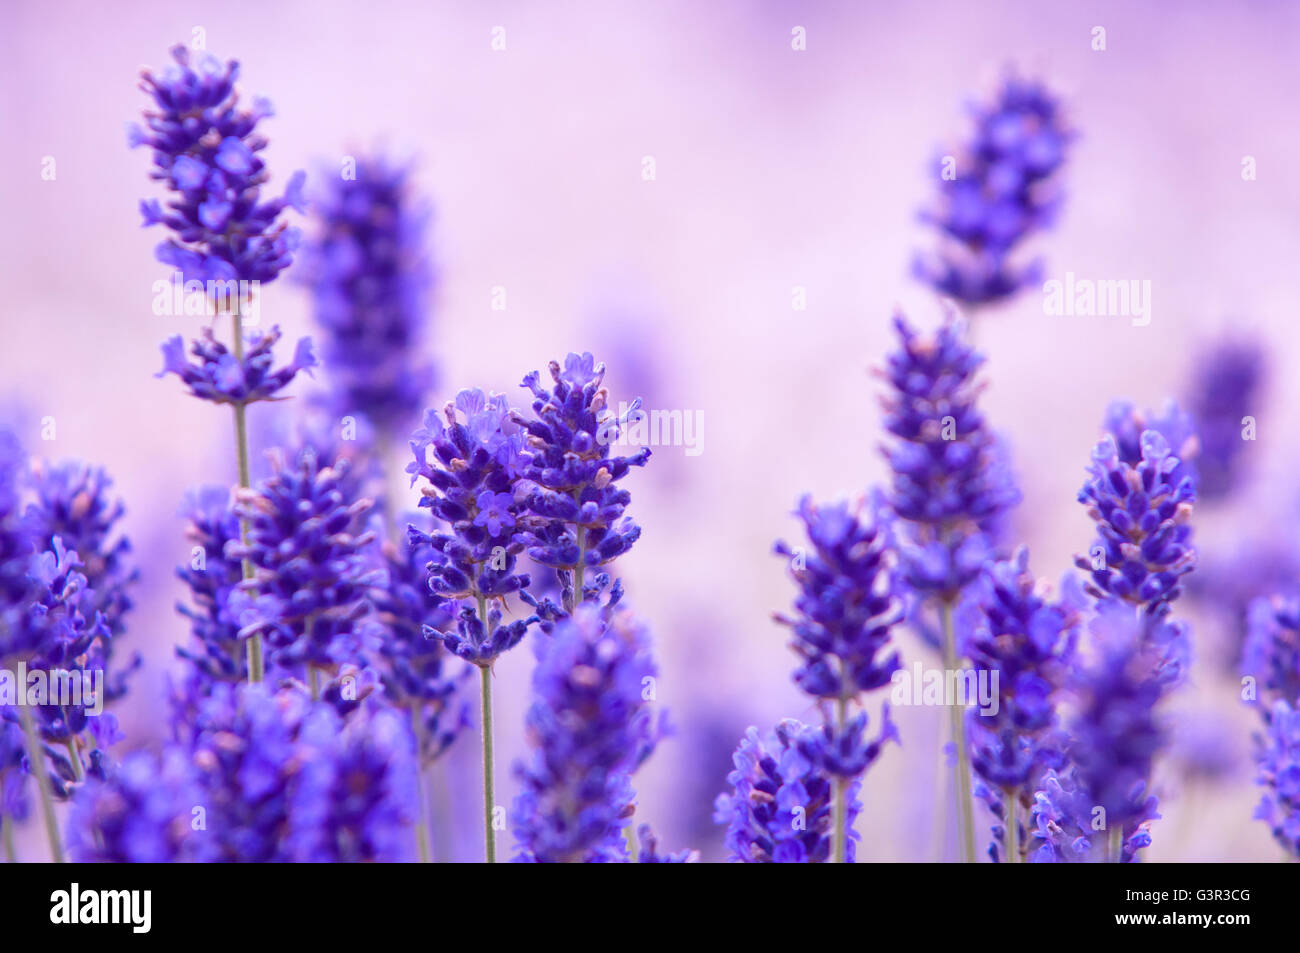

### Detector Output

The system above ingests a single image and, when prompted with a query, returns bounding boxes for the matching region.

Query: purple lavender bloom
[915,74,1070,306]
[512,354,649,611]
[1253,699,1300,857]
[511,608,667,863]
[229,448,386,671]
[1075,430,1196,619]
[130,45,305,284]
[0,720,28,825]
[1186,337,1263,501]
[635,824,699,863]
[302,155,435,436]
[173,486,250,686]
[714,719,859,863]
[1243,597,1300,712]
[879,313,1019,600]
[773,495,902,700]
[0,429,39,662]
[1028,765,1159,863]
[286,702,419,862]
[157,326,316,406]
[1061,607,1166,849]
[69,748,212,863]
[372,535,471,763]
[406,390,536,664]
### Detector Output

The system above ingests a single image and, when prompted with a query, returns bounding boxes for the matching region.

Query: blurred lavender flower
[511,608,667,862]
[69,749,211,863]
[1101,400,1199,494]
[1075,430,1196,620]
[879,313,1019,600]
[773,495,902,701]
[303,155,435,436]
[157,326,316,406]
[513,353,649,611]
[714,719,857,863]
[915,74,1070,306]
[1186,337,1263,501]
[1243,597,1300,713]
[0,429,38,663]
[406,389,536,664]
[130,44,306,284]
[230,448,385,674]
[1253,699,1300,858]
[635,824,699,863]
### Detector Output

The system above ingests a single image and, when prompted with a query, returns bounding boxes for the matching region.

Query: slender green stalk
[1005,788,1019,863]
[230,307,263,684]
[308,665,321,702]
[478,660,496,863]
[2,812,15,862]
[832,694,850,864]
[64,738,83,783]
[940,600,976,864]
[1107,826,1123,863]
[18,704,63,863]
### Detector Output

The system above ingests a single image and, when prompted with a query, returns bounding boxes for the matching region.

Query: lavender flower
[1186,337,1263,501]
[69,749,211,863]
[1243,597,1300,711]
[406,389,535,664]
[915,74,1070,306]
[372,535,470,763]
[774,495,902,701]
[635,824,699,863]
[303,155,435,435]
[1253,699,1300,857]
[511,608,666,863]
[513,353,649,611]
[1101,400,1199,494]
[1075,430,1196,619]
[130,45,306,284]
[879,313,1019,599]
[157,326,316,406]
[714,719,858,863]
[0,429,38,662]
[1028,765,1159,863]
[229,448,385,673]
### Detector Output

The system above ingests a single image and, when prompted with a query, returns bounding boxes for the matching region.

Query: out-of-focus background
[4,0,1299,861]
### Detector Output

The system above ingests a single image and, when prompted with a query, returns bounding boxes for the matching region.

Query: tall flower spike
[229,448,386,674]
[406,389,535,664]
[303,155,435,436]
[1253,699,1300,858]
[915,74,1070,306]
[130,45,306,284]
[880,313,1020,599]
[1101,400,1199,494]
[714,720,857,863]
[774,495,902,700]
[1187,337,1263,501]
[513,353,650,612]
[511,608,668,863]
[1075,430,1196,619]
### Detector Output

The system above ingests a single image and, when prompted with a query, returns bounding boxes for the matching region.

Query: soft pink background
[4,0,1299,860]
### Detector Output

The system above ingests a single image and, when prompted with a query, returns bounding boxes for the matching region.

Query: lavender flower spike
[513,353,650,612]
[915,74,1070,307]
[131,45,306,284]
[157,326,316,406]
[303,155,435,436]
[511,608,667,863]
[1253,699,1300,858]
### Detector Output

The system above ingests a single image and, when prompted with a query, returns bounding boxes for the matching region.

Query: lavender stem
[18,704,63,863]
[229,306,263,684]
[941,601,976,863]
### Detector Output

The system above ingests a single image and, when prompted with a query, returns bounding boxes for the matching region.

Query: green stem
[230,308,263,684]
[1005,788,1019,863]
[940,600,976,864]
[64,738,83,783]
[18,704,63,863]
[478,660,496,864]
[308,665,320,702]
[832,694,849,864]
[1108,826,1123,863]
